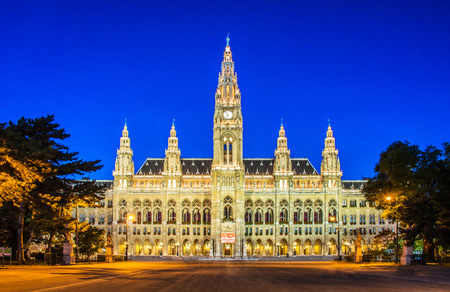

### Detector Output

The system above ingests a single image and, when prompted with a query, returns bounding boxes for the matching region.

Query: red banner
[221,233,236,243]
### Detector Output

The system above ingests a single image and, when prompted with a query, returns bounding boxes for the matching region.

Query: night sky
[1,1,449,180]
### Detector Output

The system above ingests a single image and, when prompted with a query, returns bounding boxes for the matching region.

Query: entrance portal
[223,244,233,257]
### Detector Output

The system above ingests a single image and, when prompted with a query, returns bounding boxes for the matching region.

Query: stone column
[401,242,413,265]
[62,240,75,265]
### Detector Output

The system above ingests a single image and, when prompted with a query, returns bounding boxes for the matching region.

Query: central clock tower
[211,35,245,258]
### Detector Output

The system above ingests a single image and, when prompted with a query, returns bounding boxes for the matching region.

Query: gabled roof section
[243,158,319,176]
[136,158,165,175]
[181,159,212,175]
[136,158,319,176]
[244,159,274,175]
[342,180,366,190]
[291,158,319,175]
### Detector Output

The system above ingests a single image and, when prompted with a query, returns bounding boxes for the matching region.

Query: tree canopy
[363,141,450,262]
[0,115,105,264]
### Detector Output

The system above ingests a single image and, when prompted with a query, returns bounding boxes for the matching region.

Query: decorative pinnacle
[125,118,127,126]
[172,118,175,127]
[328,118,330,127]
[226,33,230,46]
[281,118,283,127]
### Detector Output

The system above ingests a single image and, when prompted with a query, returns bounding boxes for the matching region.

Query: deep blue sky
[1,1,449,180]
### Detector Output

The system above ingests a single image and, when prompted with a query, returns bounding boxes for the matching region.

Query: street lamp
[175,242,180,256]
[386,196,399,264]
[125,214,133,261]
[75,201,79,261]
[330,215,341,260]
[276,242,281,257]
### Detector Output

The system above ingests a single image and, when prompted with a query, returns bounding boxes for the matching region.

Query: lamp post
[75,201,79,261]
[386,196,399,264]
[330,215,341,260]
[276,242,280,257]
[175,242,180,256]
[293,241,297,256]
[125,214,133,261]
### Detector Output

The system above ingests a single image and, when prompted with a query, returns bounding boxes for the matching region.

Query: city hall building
[84,38,394,258]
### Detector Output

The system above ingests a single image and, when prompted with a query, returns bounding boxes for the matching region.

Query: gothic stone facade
[82,40,394,258]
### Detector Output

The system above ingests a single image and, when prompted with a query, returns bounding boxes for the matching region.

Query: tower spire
[113,123,134,188]
[165,122,181,174]
[321,124,342,188]
[226,33,230,46]
[274,123,291,173]
[215,35,240,105]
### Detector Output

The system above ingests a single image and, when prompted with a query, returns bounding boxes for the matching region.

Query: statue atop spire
[226,33,230,46]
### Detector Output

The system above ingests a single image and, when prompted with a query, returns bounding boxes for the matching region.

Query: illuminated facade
[83,38,394,258]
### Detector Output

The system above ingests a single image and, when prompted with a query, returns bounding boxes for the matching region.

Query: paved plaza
[1,261,450,292]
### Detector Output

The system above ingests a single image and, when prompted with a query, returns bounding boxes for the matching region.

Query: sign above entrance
[221,233,236,244]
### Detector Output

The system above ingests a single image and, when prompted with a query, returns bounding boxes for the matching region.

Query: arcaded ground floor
[1,261,450,292]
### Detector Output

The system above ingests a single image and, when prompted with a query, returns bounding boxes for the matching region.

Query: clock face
[223,111,233,119]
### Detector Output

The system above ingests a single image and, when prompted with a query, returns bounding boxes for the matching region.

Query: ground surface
[1,261,449,292]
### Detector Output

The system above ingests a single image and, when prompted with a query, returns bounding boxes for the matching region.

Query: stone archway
[279,239,288,256]
[134,239,142,255]
[183,239,191,256]
[265,239,273,256]
[314,239,322,255]
[193,239,201,255]
[119,238,126,255]
[246,239,253,256]
[203,240,210,256]
[304,239,312,255]
[143,239,151,255]
[293,239,301,256]
[168,239,176,256]
[329,238,337,255]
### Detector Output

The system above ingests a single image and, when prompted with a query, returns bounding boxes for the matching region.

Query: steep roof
[342,180,366,190]
[136,158,318,176]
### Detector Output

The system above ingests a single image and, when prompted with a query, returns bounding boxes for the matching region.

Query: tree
[0,146,50,206]
[363,141,450,262]
[77,223,105,260]
[0,115,104,264]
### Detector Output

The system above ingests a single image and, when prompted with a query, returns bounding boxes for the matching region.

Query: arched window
[304,200,313,223]
[168,208,176,223]
[328,208,337,220]
[223,196,233,220]
[245,208,252,223]
[314,199,323,224]
[294,199,302,224]
[265,208,274,223]
[193,208,201,224]
[294,208,301,224]
[144,208,151,223]
[153,208,161,224]
[314,208,323,224]
[223,136,234,165]
[255,208,263,224]
[182,208,191,224]
[279,208,288,223]
[203,208,211,224]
